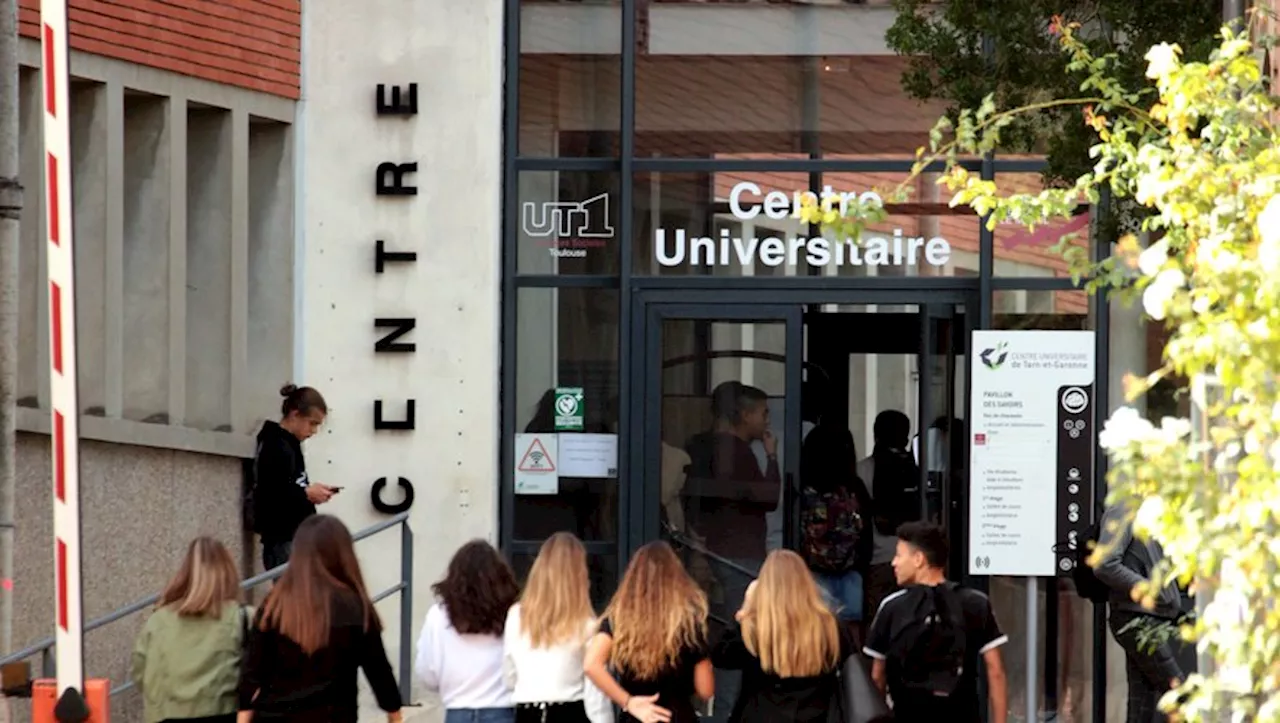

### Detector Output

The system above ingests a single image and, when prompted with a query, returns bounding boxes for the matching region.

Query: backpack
[1070,520,1111,604]
[800,485,865,573]
[886,585,968,697]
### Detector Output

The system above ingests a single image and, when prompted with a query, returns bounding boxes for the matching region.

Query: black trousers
[1109,608,1184,723]
[263,540,293,571]
[515,701,590,723]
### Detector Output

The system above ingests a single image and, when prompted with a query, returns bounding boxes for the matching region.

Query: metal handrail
[664,524,758,581]
[0,512,415,704]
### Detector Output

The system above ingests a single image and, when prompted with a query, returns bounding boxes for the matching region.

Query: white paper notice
[968,330,1096,576]
[558,433,619,478]
[514,433,559,495]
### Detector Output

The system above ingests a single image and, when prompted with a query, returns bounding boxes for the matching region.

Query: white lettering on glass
[653,181,952,269]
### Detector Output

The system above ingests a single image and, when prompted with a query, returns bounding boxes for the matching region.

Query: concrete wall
[8,37,297,719]
[299,0,504,719]
[9,432,245,723]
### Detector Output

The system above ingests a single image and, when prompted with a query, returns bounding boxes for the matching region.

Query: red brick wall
[17,0,300,99]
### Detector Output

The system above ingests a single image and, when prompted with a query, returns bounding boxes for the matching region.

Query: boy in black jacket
[251,384,338,569]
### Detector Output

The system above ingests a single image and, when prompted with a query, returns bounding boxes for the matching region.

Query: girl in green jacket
[132,537,249,723]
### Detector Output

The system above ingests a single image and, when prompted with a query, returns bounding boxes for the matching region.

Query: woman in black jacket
[237,514,402,723]
[713,550,855,723]
[251,384,338,569]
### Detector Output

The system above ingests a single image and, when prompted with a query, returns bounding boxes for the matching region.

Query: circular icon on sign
[1068,483,1079,495]
[1068,502,1080,513]
[1068,530,1078,541]
[1069,467,1081,480]
[1068,512,1080,523]
[555,395,579,416]
[1059,558,1074,572]
[1061,387,1089,414]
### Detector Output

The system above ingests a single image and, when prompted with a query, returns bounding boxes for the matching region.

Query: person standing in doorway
[857,410,920,617]
[250,384,338,570]
[863,522,1008,723]
[1094,500,1188,723]
[683,381,781,569]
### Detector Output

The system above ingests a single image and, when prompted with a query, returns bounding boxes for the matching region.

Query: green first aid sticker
[553,387,584,431]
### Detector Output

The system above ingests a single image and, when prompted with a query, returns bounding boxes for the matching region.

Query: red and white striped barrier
[40,0,85,696]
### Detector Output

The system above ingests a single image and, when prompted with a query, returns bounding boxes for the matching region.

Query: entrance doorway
[626,288,973,720]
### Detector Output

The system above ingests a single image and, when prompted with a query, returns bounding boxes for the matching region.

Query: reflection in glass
[633,171,984,278]
[513,288,620,541]
[518,171,621,275]
[519,0,621,156]
[659,317,787,723]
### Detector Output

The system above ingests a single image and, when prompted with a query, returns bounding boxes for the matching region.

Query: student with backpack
[798,424,872,639]
[857,410,921,618]
[862,522,1008,723]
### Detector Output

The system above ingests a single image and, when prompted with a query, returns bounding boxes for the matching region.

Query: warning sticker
[514,434,558,495]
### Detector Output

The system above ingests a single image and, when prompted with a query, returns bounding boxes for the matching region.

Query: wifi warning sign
[514,434,559,495]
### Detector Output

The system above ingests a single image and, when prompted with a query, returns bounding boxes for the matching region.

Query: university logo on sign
[522,194,613,259]
[521,193,615,239]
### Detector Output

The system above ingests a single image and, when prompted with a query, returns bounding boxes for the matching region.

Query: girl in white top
[504,532,601,723]
[416,540,521,723]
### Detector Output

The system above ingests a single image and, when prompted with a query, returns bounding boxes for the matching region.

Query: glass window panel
[633,171,978,277]
[512,288,620,542]
[517,171,621,275]
[519,0,621,157]
[510,550,619,611]
[991,172,1091,278]
[632,2,950,158]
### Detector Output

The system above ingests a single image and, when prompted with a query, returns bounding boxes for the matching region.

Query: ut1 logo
[521,193,614,238]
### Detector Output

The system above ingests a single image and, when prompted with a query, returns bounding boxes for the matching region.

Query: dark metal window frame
[500,1,1113,718]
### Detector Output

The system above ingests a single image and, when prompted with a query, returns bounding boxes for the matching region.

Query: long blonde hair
[740,550,841,678]
[158,536,241,617]
[521,532,595,648]
[604,541,708,680]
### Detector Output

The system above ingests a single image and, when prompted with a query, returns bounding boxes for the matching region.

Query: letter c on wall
[371,477,416,514]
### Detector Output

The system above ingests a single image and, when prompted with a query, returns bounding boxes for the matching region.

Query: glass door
[632,300,802,722]
[633,304,802,583]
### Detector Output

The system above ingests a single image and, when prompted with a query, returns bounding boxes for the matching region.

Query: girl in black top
[712,550,856,723]
[584,542,714,723]
[237,515,402,723]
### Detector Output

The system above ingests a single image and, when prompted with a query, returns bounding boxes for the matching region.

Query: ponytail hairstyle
[280,383,327,419]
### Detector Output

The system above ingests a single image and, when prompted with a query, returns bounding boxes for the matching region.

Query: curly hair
[432,539,520,635]
[604,541,708,680]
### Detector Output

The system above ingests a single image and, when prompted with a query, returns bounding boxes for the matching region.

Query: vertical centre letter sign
[369,82,419,515]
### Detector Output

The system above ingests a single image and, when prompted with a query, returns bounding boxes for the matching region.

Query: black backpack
[886,585,967,697]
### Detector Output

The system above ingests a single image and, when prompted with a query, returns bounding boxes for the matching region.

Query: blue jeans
[444,709,515,723]
[813,568,865,622]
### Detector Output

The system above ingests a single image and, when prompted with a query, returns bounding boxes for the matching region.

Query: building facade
[10,0,299,719]
[7,0,1186,721]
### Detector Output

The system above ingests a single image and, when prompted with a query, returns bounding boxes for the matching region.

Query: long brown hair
[158,536,241,617]
[603,541,707,680]
[520,532,594,648]
[258,515,378,653]
[431,540,520,636]
[740,550,841,678]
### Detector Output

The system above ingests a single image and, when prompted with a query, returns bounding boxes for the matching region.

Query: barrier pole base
[31,680,107,723]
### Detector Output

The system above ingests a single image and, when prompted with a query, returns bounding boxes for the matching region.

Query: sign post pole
[39,0,86,712]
